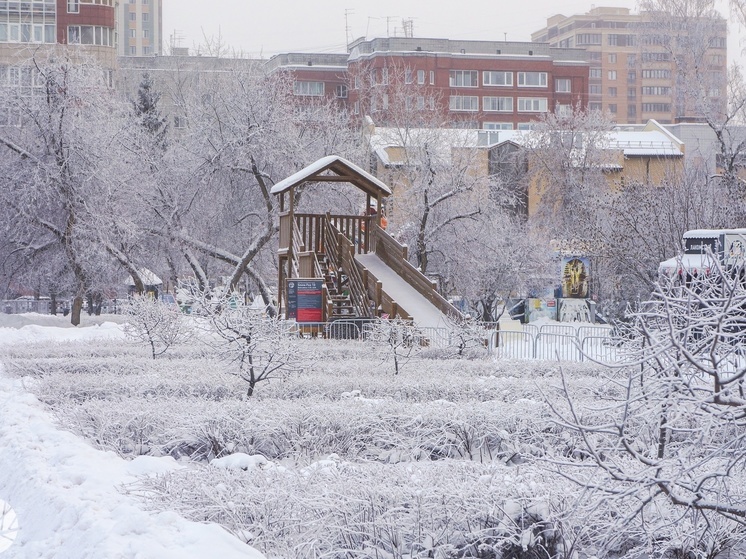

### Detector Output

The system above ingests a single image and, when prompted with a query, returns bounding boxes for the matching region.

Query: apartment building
[265,37,590,130]
[116,0,162,56]
[0,1,116,64]
[0,0,117,125]
[532,6,727,124]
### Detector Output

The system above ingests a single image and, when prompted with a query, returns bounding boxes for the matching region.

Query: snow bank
[0,319,264,559]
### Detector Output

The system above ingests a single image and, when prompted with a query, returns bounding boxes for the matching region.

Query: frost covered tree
[123,295,192,359]
[0,51,146,325]
[550,257,746,557]
[200,295,307,397]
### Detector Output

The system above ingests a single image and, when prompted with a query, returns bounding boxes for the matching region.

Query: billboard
[287,279,324,322]
[560,256,590,299]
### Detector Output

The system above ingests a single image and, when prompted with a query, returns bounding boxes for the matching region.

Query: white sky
[162,0,745,64]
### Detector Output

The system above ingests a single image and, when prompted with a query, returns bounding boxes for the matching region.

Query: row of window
[67,25,114,46]
[449,70,551,89]
[0,21,54,42]
[357,69,571,91]
[67,0,113,12]
[128,11,150,21]
[449,95,548,113]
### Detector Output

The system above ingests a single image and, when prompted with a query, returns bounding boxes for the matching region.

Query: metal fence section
[535,333,582,361]
[491,331,536,360]
[539,324,575,337]
[581,336,620,363]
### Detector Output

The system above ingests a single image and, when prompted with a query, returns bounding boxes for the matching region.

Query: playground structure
[271,156,463,330]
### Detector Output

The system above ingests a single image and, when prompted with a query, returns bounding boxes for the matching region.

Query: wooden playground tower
[271,156,461,325]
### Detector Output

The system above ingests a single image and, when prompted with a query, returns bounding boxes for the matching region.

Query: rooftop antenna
[402,18,414,38]
[170,29,184,50]
[345,9,354,47]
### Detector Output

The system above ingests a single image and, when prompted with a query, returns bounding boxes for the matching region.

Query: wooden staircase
[319,257,356,319]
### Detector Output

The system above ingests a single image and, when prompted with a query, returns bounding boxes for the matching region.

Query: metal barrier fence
[288,318,619,364]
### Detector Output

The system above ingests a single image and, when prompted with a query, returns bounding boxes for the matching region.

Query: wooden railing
[324,220,372,318]
[370,224,462,322]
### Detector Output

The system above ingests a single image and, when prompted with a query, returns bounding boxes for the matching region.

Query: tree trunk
[71,296,83,326]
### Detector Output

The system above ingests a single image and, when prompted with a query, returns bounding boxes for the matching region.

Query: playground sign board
[287,279,324,322]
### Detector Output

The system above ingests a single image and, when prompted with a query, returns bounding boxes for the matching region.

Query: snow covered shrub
[123,296,192,359]
[199,296,311,397]
[366,318,424,374]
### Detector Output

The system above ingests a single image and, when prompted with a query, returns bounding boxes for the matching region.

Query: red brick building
[267,37,589,130]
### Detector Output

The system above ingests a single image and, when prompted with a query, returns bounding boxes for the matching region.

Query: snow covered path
[356,253,452,329]
[0,322,264,559]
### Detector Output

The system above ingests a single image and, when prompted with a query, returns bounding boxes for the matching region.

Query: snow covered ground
[0,314,264,559]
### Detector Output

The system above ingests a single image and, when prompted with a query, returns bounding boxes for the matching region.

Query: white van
[659,229,746,280]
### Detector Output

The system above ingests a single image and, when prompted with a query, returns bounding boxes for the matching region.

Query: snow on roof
[125,268,163,286]
[368,119,684,160]
[683,229,746,238]
[270,155,392,197]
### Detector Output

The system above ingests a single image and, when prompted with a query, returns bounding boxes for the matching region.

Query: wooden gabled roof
[270,155,392,199]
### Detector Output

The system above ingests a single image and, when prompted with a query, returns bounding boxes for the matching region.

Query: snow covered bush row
[131,457,582,559]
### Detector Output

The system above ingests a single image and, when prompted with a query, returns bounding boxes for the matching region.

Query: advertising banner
[560,256,591,299]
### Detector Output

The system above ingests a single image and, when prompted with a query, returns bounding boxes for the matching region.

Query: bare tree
[548,256,746,556]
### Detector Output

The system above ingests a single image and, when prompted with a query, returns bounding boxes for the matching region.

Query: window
[627,87,636,98]
[608,104,617,113]
[642,103,671,112]
[483,96,513,112]
[589,52,602,61]
[627,70,636,83]
[641,52,670,62]
[517,72,547,87]
[143,46,151,55]
[449,95,479,111]
[142,13,149,22]
[555,78,571,93]
[417,96,425,110]
[608,53,617,64]
[589,84,602,95]
[449,70,478,87]
[68,0,79,12]
[417,69,425,85]
[590,68,602,79]
[404,69,412,84]
[576,33,601,45]
[518,123,537,131]
[556,104,572,116]
[483,71,512,86]
[174,116,187,129]
[589,102,602,111]
[129,12,136,21]
[130,29,137,38]
[382,94,388,110]
[642,86,671,96]
[129,45,136,55]
[483,122,513,130]
[627,54,637,67]
[641,69,671,79]
[381,67,388,85]
[628,105,637,118]
[607,34,619,46]
[293,81,324,96]
[517,97,548,112]
[334,84,347,98]
[429,70,435,85]
[608,70,617,81]
[68,26,80,44]
[709,37,727,49]
[608,87,617,97]
[143,29,149,38]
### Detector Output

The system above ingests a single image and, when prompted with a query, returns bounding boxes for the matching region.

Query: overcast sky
[162,0,743,63]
